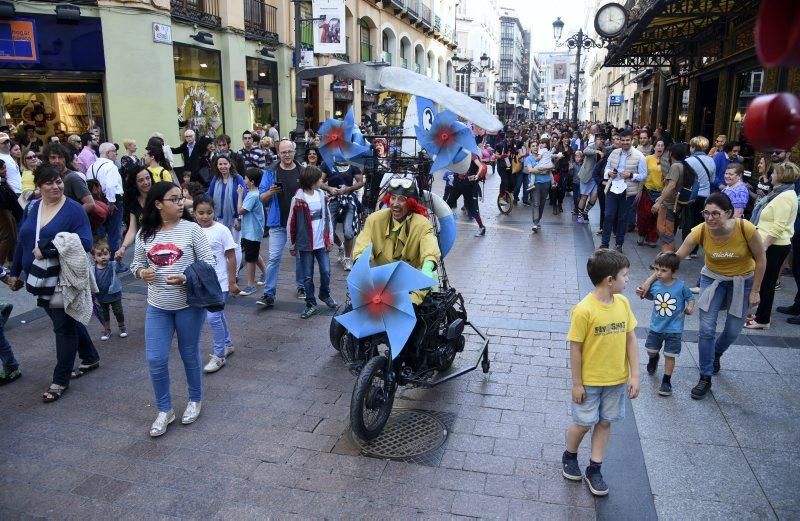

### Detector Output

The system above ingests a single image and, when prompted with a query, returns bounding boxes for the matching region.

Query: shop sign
[0,19,39,64]
[300,50,315,67]
[333,91,353,101]
[312,0,346,55]
[152,23,172,45]
[234,80,245,101]
[331,81,352,93]
[610,94,624,105]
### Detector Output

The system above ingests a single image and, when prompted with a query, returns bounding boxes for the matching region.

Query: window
[173,43,224,136]
[246,58,278,130]
[359,19,372,62]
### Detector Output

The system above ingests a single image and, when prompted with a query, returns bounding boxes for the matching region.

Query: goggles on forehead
[388,177,414,190]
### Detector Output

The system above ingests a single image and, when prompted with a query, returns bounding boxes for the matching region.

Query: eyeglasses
[279,150,294,155]
[701,210,723,219]
[25,154,37,159]
[388,177,414,189]
[162,196,185,204]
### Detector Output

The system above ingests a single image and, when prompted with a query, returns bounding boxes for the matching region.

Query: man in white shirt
[87,143,127,271]
[0,133,22,195]
[601,129,647,252]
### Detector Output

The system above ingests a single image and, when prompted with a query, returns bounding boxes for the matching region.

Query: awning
[604,0,759,68]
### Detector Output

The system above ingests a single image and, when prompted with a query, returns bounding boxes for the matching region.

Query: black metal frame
[555,28,605,124]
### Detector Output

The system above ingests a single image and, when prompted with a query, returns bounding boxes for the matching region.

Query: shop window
[246,57,278,132]
[732,67,764,170]
[174,43,224,137]
[2,92,104,139]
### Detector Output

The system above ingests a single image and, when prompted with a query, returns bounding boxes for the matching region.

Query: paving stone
[507,498,596,520]
[446,433,496,454]
[473,420,520,439]
[462,452,516,475]
[484,474,540,500]
[72,473,133,502]
[450,491,510,519]
[432,468,487,493]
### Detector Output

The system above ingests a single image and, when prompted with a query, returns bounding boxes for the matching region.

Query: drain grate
[359,409,454,466]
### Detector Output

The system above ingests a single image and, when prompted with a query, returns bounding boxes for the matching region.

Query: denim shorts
[571,383,626,426]
[580,179,597,196]
[645,331,682,357]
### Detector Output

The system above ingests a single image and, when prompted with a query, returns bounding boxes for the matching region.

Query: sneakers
[584,465,609,496]
[576,215,585,224]
[691,376,712,400]
[646,353,660,375]
[296,287,306,300]
[100,330,111,341]
[0,368,21,386]
[322,296,337,309]
[776,304,800,315]
[203,355,225,373]
[119,328,128,338]
[474,227,486,237]
[149,410,175,437]
[658,381,673,396]
[614,245,624,253]
[337,245,345,264]
[239,286,256,296]
[744,319,769,330]
[224,344,235,357]
[713,353,721,374]
[562,452,582,481]
[687,254,697,260]
[343,257,353,271]
[788,315,800,325]
[256,294,275,307]
[690,287,700,294]
[181,401,202,425]
[301,305,318,319]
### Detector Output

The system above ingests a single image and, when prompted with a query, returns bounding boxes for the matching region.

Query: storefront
[0,14,106,140]
[331,78,354,118]
[245,57,279,132]
[173,43,224,137]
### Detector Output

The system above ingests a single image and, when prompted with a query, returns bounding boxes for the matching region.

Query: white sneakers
[203,355,225,373]
[148,401,202,436]
[343,257,353,271]
[149,410,175,437]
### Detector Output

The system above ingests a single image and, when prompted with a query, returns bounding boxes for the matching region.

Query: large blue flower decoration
[334,245,435,360]
[318,107,371,170]
[415,110,479,173]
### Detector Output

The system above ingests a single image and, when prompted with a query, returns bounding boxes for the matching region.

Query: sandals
[70,361,100,379]
[42,384,68,403]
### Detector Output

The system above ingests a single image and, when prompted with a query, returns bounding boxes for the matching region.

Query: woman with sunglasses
[130,181,214,436]
[637,192,765,400]
[21,150,40,193]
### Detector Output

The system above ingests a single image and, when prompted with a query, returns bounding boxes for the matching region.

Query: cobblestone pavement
[1,173,797,520]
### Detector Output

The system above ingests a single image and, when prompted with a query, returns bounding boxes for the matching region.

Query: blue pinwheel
[334,245,435,360]
[415,110,479,173]
[317,107,371,170]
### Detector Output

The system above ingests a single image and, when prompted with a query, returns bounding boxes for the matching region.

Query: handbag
[25,201,62,306]
[511,155,522,174]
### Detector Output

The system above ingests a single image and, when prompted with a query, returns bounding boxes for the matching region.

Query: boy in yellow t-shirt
[562,249,640,497]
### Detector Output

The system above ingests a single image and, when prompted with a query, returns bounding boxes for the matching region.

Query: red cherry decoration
[755,0,800,67]
[743,93,800,151]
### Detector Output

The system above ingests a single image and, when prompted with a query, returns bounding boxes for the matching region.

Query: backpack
[676,161,699,206]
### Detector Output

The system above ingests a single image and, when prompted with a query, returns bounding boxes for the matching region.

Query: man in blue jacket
[256,139,305,307]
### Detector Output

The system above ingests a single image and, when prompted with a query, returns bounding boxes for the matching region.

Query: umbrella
[334,245,435,360]
[416,110,480,173]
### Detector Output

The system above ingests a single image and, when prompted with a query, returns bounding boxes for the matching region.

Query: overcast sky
[509,0,593,54]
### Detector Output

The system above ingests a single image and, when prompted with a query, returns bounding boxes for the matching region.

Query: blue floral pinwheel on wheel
[317,107,371,170]
[415,110,480,173]
[334,245,436,360]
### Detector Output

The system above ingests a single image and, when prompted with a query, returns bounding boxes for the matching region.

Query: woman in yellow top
[20,149,39,193]
[636,139,668,247]
[143,146,175,184]
[637,192,765,399]
[744,161,799,330]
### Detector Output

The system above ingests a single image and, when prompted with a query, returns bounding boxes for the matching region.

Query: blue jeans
[145,305,206,412]
[299,249,331,306]
[44,306,100,386]
[514,173,530,203]
[206,292,231,357]
[0,323,18,372]
[262,227,304,298]
[99,202,124,258]
[697,275,753,377]
[601,192,635,247]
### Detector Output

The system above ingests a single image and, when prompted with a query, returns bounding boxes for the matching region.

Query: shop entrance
[693,77,718,139]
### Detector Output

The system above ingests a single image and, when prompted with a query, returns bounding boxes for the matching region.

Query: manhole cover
[360,409,448,462]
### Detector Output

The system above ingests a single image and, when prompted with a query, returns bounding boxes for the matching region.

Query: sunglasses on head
[388,177,414,190]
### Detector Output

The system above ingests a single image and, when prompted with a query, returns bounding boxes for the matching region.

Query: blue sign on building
[610,95,624,105]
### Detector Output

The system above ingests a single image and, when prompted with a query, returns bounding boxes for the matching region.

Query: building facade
[496,7,527,122]
[454,0,501,115]
[536,51,574,121]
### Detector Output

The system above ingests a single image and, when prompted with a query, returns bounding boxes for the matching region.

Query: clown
[352,177,440,304]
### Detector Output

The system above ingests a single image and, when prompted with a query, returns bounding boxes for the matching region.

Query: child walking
[563,249,640,496]
[237,167,266,296]
[92,238,127,340]
[193,195,241,373]
[0,265,21,385]
[287,166,337,319]
[636,252,694,396]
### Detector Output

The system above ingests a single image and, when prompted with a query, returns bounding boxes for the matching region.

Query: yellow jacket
[353,209,441,303]
[757,189,798,246]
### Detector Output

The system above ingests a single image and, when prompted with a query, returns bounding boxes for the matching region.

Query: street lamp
[292,1,328,157]
[459,52,490,100]
[552,17,604,125]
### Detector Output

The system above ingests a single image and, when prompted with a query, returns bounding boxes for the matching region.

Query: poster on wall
[0,19,39,64]
[553,60,568,83]
[312,0,346,55]
[473,77,488,98]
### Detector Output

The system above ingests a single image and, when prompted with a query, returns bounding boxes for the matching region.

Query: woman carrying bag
[7,165,99,403]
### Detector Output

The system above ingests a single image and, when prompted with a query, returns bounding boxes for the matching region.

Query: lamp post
[459,52,490,100]
[292,1,328,157]
[552,17,603,125]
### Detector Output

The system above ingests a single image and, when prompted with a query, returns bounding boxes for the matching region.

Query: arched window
[359,19,372,61]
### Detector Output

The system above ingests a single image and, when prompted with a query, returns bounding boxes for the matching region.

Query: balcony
[433,15,441,33]
[388,0,405,14]
[405,0,419,21]
[420,3,432,32]
[415,63,422,74]
[381,51,392,64]
[332,36,350,62]
[401,58,408,69]
[360,42,372,62]
[171,0,221,29]
[244,0,278,44]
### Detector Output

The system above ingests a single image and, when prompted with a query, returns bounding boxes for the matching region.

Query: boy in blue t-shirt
[237,168,267,296]
[636,252,694,396]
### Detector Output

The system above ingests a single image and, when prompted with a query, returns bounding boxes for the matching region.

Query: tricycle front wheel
[350,355,395,441]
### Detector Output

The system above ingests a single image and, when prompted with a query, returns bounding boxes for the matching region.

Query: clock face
[594,3,628,38]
